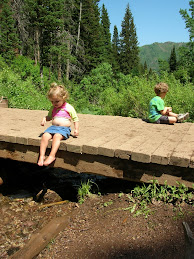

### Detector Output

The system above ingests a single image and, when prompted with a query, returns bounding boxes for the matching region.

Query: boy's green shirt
[148,96,164,122]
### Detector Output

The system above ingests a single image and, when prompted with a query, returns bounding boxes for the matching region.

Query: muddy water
[0,158,137,201]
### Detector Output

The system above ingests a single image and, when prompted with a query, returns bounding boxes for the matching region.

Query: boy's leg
[43,133,64,166]
[168,111,178,118]
[166,112,178,124]
[168,116,177,124]
[157,115,177,124]
[38,132,52,166]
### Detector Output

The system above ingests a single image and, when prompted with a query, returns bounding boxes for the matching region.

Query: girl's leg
[43,133,64,166]
[38,133,52,166]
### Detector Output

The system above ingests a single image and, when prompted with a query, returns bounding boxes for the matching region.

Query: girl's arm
[73,121,79,136]
[41,116,51,126]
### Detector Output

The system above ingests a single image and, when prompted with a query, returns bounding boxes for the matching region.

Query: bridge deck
[0,108,193,187]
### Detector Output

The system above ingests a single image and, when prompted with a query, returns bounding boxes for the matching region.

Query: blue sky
[99,0,190,46]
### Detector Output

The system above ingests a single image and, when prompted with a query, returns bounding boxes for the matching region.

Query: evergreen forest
[0,0,193,121]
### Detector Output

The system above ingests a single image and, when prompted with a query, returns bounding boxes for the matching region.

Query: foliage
[125,180,193,218]
[75,64,193,121]
[0,56,52,110]
[160,71,194,120]
[10,56,56,90]
[179,0,194,41]
[0,0,20,62]
[77,180,95,204]
[0,56,193,122]
[76,63,116,106]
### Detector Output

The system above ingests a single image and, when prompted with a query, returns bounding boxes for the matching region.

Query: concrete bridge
[0,108,193,188]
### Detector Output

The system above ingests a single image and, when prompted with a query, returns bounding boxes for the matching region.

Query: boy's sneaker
[177,112,189,122]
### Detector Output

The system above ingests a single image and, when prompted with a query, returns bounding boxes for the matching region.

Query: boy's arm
[160,107,172,116]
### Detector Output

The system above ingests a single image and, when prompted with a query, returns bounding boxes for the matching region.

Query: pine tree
[80,0,103,72]
[144,61,148,72]
[100,4,112,63]
[119,4,139,75]
[129,17,139,74]
[112,25,120,73]
[169,46,177,72]
[0,0,20,62]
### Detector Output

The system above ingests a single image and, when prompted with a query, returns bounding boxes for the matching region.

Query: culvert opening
[0,158,137,202]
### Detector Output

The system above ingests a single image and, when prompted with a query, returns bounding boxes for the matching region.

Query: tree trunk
[66,38,70,81]
[58,54,62,81]
[76,1,82,54]
[34,29,40,65]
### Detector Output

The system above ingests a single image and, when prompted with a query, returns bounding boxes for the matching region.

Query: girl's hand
[74,129,79,136]
[41,117,46,126]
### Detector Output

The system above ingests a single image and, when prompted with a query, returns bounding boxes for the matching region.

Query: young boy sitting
[148,82,189,124]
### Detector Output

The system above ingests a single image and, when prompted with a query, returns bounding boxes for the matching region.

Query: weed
[118,192,124,198]
[46,238,55,250]
[125,179,193,218]
[103,201,113,207]
[77,180,99,204]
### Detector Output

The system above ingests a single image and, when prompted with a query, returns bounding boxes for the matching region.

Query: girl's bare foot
[38,156,45,166]
[43,155,56,166]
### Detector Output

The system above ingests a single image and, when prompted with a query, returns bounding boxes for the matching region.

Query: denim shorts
[44,125,71,139]
[154,116,169,124]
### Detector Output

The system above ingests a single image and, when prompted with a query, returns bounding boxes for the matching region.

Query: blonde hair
[154,82,169,95]
[47,82,69,102]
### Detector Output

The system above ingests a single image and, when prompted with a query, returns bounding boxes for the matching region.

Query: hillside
[139,41,187,71]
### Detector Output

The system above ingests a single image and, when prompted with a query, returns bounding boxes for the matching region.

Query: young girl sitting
[38,83,79,166]
[148,82,189,124]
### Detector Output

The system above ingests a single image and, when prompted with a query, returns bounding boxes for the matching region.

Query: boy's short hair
[154,82,169,95]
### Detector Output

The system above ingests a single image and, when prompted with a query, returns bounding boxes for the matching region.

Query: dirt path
[0,186,193,259]
[0,160,193,259]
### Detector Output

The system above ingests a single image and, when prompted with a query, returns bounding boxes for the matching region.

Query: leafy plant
[125,180,193,218]
[77,180,98,204]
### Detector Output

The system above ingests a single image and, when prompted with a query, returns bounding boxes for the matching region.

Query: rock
[0,177,3,185]
[42,189,63,204]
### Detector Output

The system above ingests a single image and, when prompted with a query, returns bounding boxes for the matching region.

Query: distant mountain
[139,41,187,71]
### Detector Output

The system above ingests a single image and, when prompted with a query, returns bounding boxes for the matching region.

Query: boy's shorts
[154,116,169,124]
